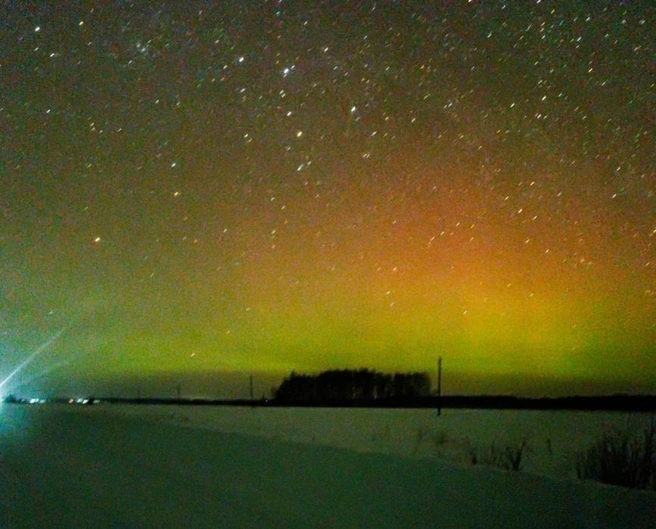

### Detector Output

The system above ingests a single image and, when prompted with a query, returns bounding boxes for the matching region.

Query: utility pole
[249,374,254,401]
[437,356,442,416]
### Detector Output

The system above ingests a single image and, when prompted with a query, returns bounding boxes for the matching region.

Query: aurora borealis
[1,1,654,398]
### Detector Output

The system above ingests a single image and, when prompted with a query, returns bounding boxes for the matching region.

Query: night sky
[1,1,654,398]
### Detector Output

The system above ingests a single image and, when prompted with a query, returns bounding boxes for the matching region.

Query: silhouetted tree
[273,368,431,403]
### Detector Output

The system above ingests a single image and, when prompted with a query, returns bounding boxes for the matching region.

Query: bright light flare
[14,356,76,391]
[0,327,66,392]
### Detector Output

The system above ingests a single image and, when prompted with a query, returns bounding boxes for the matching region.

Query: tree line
[273,368,432,403]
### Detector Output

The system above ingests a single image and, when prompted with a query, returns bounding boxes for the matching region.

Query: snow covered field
[1,403,655,528]
[85,403,656,480]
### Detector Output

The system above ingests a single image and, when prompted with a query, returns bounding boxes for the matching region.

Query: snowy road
[1,405,655,528]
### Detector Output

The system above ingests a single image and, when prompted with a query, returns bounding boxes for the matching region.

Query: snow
[82,403,656,479]
[1,403,655,528]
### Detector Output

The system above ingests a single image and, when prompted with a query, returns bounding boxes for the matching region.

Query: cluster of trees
[273,369,431,403]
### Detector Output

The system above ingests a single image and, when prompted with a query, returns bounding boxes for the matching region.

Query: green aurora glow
[1,2,654,397]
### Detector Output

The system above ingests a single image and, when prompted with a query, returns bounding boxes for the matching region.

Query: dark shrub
[576,420,655,490]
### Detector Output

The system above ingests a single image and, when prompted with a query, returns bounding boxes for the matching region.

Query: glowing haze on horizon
[1,2,654,398]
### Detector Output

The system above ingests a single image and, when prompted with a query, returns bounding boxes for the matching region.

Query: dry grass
[471,440,528,471]
[576,420,655,490]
